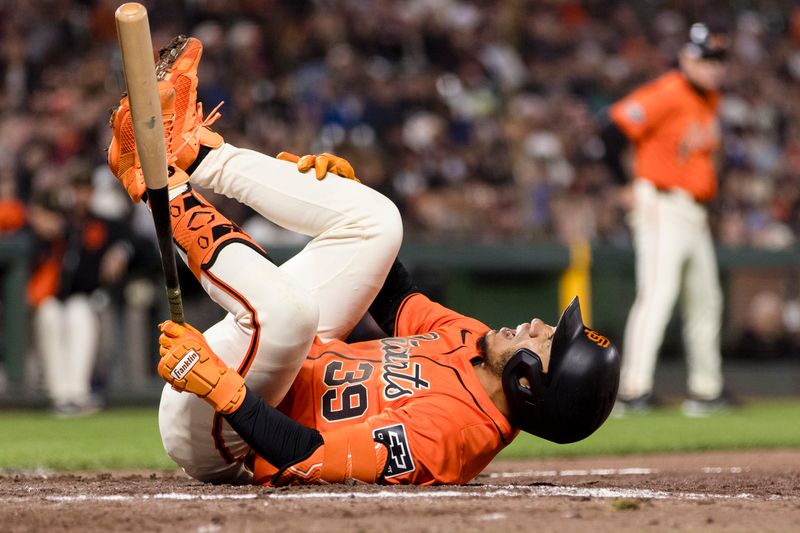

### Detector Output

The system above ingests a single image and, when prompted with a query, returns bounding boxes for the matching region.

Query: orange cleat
[107,82,190,202]
[155,35,223,171]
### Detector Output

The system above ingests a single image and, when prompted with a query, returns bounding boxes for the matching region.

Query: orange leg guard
[170,188,266,279]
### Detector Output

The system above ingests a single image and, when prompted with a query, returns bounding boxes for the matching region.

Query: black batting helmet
[684,22,729,61]
[501,297,620,444]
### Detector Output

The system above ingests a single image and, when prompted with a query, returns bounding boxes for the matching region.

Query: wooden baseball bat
[115,2,184,324]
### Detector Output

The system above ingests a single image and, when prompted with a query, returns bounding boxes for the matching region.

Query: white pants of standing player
[35,295,99,409]
[158,143,402,483]
[620,179,723,400]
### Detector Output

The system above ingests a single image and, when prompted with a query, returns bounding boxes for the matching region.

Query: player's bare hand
[277,151,360,183]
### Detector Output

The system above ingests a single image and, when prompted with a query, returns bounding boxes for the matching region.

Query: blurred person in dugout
[28,166,134,416]
[0,171,25,234]
[599,23,736,417]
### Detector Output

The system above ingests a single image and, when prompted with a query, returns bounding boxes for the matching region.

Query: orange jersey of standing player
[609,70,721,202]
[251,292,518,485]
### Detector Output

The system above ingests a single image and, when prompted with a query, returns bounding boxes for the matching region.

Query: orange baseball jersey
[609,70,721,202]
[253,293,518,485]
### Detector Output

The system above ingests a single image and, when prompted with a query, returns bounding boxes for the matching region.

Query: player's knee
[363,193,403,254]
[379,196,403,249]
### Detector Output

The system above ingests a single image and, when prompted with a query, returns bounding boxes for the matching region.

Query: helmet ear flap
[502,349,547,408]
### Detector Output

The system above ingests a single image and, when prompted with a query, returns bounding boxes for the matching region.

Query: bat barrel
[115,2,184,323]
[115,2,168,189]
[115,1,147,22]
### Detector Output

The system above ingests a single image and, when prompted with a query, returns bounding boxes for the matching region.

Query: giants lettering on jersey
[379,334,435,400]
[373,423,415,478]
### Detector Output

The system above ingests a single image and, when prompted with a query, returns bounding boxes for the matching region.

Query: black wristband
[223,387,323,470]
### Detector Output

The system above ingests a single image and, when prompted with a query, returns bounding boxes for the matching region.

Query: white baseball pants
[35,294,99,408]
[158,144,402,483]
[620,180,723,400]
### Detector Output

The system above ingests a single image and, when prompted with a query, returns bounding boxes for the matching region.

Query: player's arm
[225,386,324,473]
[602,78,674,184]
[608,78,675,141]
[368,258,419,335]
[598,109,631,185]
[157,321,386,485]
[224,386,389,485]
[271,400,495,486]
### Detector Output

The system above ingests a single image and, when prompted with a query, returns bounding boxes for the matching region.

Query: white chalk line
[489,466,747,479]
[1,464,778,505]
[489,467,656,478]
[2,484,790,505]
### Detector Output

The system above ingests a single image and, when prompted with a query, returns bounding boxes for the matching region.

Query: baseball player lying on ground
[108,36,621,486]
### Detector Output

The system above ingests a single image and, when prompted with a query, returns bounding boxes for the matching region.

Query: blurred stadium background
[0,0,799,408]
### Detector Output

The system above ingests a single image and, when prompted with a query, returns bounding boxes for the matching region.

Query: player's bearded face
[478,319,555,377]
[477,334,515,376]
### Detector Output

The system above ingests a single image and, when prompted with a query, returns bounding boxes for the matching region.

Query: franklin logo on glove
[171,349,200,381]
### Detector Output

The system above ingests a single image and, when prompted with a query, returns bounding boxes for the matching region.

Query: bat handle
[147,186,185,324]
[166,286,184,324]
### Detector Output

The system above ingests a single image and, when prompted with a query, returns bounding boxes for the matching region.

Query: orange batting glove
[276,151,360,183]
[157,320,246,414]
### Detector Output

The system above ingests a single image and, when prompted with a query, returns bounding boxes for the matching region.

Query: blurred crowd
[3,0,800,246]
[2,0,800,403]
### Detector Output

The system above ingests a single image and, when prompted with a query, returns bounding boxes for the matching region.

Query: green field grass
[0,408,173,471]
[1,400,799,471]
[501,399,800,458]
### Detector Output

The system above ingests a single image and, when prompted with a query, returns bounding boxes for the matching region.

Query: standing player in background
[107,36,620,485]
[30,169,134,416]
[600,23,734,417]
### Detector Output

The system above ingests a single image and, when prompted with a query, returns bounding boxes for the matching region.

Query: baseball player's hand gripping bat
[115,2,184,324]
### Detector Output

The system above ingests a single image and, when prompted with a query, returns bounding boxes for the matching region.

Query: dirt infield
[1,449,798,533]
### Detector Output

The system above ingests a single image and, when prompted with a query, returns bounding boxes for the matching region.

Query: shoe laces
[167,100,224,166]
[163,107,176,148]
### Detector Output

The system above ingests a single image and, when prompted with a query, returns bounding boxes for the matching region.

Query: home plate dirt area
[1,449,798,533]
